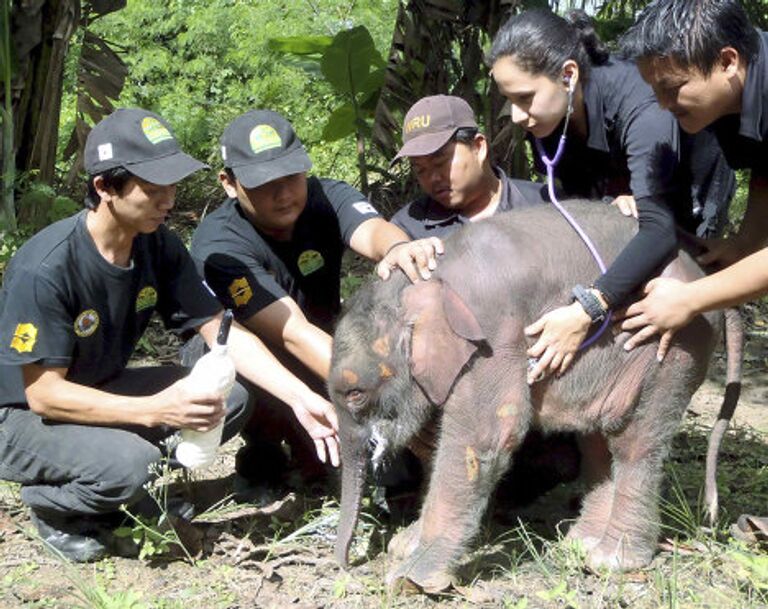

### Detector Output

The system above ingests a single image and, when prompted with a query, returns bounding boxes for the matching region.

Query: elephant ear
[402,279,487,406]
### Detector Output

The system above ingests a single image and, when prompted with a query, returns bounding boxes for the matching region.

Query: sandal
[731,514,768,547]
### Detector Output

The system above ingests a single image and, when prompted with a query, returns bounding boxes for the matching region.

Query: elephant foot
[584,535,654,572]
[388,520,422,562]
[385,540,456,595]
[565,519,601,553]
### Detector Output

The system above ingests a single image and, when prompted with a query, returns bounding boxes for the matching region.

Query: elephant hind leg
[571,398,687,570]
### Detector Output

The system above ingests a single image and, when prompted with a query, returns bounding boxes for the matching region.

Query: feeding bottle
[175,310,235,469]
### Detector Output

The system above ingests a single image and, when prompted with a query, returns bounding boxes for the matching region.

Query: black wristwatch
[572,284,608,324]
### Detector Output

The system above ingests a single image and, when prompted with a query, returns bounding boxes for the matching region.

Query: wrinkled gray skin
[329,202,725,593]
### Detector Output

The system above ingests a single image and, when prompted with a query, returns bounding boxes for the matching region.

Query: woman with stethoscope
[489,8,734,385]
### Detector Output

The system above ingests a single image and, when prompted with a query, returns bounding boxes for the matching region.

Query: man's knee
[81,434,163,511]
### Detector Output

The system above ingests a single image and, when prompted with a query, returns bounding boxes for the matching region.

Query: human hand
[524,302,591,384]
[611,195,638,219]
[377,237,445,282]
[620,278,694,360]
[154,379,226,431]
[291,392,341,467]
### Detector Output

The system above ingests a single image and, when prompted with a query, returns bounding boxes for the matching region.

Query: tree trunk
[14,0,79,187]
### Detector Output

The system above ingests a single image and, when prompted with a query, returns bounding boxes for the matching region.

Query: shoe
[30,510,108,563]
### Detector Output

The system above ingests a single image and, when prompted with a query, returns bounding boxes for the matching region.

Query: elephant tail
[705,306,743,524]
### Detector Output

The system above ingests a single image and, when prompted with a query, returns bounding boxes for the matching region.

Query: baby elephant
[329,202,737,593]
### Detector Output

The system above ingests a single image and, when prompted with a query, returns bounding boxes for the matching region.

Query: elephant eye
[346,389,368,408]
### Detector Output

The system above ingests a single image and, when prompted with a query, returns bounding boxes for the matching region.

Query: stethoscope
[533,76,612,350]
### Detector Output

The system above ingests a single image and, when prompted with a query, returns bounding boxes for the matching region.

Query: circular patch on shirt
[141,117,173,145]
[135,286,158,312]
[74,309,100,337]
[297,250,324,276]
[250,125,282,155]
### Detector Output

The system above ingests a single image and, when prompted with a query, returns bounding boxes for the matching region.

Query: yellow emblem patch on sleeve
[297,250,324,276]
[10,323,38,353]
[228,277,253,307]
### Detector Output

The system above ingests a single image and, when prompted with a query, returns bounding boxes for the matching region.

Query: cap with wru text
[392,95,478,163]
[84,108,207,185]
[220,110,312,189]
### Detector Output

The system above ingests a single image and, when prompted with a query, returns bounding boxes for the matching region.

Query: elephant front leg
[385,447,502,592]
[386,398,522,593]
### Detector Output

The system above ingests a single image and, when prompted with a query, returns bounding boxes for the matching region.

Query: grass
[2,371,767,608]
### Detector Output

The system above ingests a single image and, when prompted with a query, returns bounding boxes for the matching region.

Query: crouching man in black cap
[188,110,442,501]
[0,108,340,562]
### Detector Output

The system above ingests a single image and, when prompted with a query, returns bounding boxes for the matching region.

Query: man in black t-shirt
[0,109,340,562]
[190,110,442,495]
[389,95,546,240]
[619,0,768,541]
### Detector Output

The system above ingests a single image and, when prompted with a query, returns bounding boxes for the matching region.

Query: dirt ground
[1,312,767,609]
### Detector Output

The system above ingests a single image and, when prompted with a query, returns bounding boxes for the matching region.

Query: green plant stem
[1,0,15,231]
[347,65,369,196]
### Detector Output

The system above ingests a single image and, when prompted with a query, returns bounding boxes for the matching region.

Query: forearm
[350,217,411,261]
[594,197,677,306]
[22,367,160,427]
[225,323,326,412]
[281,318,332,380]
[242,298,332,380]
[686,247,768,313]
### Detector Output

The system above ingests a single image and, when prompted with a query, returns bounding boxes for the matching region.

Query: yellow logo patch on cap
[249,125,282,155]
[135,286,158,312]
[405,114,431,134]
[297,250,324,276]
[141,117,173,145]
[74,309,100,338]
[10,323,38,353]
[228,277,253,307]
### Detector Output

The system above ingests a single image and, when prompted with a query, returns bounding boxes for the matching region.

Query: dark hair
[620,0,759,74]
[453,127,479,145]
[224,167,236,183]
[84,166,133,209]
[488,8,609,81]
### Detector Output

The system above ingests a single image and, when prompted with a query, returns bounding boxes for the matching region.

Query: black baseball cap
[84,108,206,185]
[220,110,312,189]
[392,95,478,163]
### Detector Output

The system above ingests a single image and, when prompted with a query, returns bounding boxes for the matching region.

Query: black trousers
[0,366,252,518]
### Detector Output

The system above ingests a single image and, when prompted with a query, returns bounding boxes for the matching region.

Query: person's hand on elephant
[377,237,444,282]
[290,392,341,467]
[610,195,638,219]
[620,277,694,360]
[524,302,591,383]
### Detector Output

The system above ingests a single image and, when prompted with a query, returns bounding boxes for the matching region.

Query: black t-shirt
[190,176,377,333]
[533,57,734,228]
[391,167,547,239]
[534,57,683,202]
[532,57,735,306]
[0,211,221,407]
[712,29,768,177]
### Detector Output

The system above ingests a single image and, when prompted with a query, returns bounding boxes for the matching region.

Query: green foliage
[269,24,387,192]
[61,0,398,192]
[113,513,174,561]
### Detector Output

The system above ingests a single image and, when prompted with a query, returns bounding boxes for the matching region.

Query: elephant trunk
[335,416,369,568]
